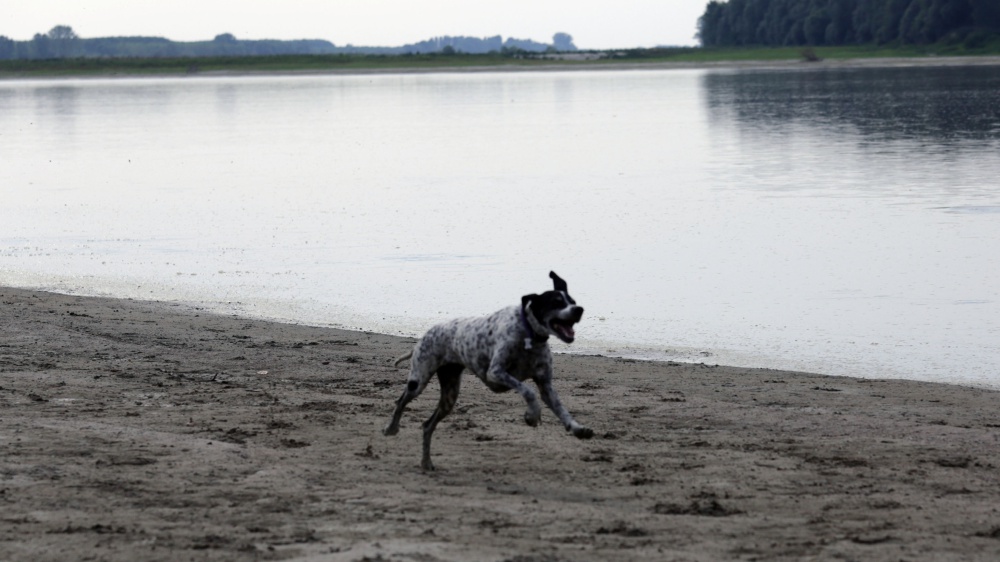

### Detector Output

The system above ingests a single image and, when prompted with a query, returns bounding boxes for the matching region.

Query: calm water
[2,66,999,387]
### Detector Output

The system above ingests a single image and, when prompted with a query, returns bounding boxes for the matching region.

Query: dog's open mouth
[550,319,577,343]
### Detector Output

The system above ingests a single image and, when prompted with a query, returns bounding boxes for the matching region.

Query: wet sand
[2,286,1000,561]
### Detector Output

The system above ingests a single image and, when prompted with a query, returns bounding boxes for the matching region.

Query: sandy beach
[2,286,1000,561]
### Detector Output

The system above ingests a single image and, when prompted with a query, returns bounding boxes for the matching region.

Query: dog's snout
[571,306,584,320]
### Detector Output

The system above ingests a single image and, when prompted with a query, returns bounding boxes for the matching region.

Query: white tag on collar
[524,338,533,350]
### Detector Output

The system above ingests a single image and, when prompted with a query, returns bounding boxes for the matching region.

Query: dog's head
[521,271,584,344]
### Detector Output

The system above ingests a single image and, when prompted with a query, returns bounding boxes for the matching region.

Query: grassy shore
[3,44,1000,78]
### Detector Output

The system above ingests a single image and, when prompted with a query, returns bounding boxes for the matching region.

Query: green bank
[3,44,1000,78]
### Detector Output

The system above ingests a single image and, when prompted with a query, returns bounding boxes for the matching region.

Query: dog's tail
[393,351,413,368]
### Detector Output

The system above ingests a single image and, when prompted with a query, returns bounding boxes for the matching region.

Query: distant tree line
[0,26,577,60]
[698,0,1000,47]
[405,32,576,55]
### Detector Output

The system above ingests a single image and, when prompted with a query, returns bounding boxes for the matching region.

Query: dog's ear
[521,294,537,309]
[549,271,568,292]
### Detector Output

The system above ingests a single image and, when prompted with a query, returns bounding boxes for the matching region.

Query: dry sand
[2,286,1000,561]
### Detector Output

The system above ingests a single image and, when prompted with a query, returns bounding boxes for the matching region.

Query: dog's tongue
[555,322,575,339]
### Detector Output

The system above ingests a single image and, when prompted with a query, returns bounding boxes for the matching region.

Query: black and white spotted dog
[383,271,594,470]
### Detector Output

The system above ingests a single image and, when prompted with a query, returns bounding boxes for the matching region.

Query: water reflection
[699,65,1000,206]
[702,65,1000,143]
[214,83,239,115]
[34,86,80,142]
[34,85,80,116]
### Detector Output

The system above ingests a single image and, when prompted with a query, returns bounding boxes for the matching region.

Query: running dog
[383,271,593,470]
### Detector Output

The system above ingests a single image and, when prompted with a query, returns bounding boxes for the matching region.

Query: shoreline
[3,54,1000,81]
[7,278,985,391]
[201,54,1000,75]
[3,286,1000,560]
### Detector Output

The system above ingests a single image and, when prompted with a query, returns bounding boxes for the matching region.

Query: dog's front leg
[536,370,594,439]
[486,351,542,426]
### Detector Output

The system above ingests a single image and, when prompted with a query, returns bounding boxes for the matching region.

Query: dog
[383,271,594,470]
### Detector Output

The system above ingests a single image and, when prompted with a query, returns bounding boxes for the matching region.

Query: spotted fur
[383,271,593,470]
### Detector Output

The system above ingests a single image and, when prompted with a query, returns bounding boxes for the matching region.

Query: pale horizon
[3,1,709,49]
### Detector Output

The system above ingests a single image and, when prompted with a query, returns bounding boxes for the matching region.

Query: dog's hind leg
[421,363,463,471]
[383,351,436,437]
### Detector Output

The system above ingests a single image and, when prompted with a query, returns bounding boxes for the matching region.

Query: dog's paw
[382,424,399,436]
[572,426,594,439]
[524,410,541,427]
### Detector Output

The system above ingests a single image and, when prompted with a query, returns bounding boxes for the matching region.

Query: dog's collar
[520,304,549,350]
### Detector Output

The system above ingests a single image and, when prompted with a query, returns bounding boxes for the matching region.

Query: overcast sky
[4,1,709,49]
